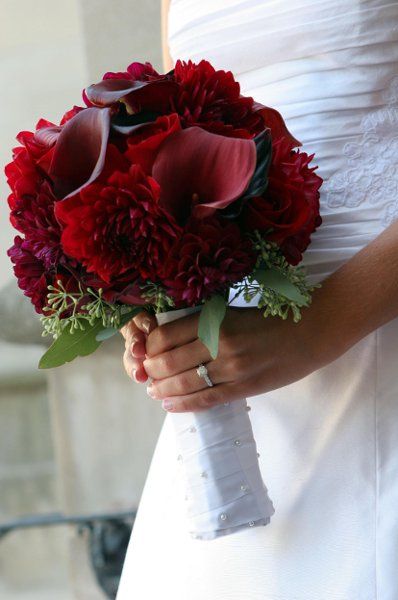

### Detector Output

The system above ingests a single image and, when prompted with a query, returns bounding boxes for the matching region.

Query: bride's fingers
[121,319,146,345]
[147,362,226,399]
[143,338,211,380]
[160,382,246,413]
[123,348,147,383]
[133,310,157,335]
[145,311,200,357]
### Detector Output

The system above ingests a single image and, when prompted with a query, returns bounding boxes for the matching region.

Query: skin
[161,0,174,72]
[121,220,398,412]
[120,1,398,412]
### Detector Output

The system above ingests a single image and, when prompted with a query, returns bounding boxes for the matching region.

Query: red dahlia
[55,164,182,284]
[8,179,62,269]
[245,137,322,264]
[160,217,256,306]
[171,59,263,138]
[7,236,51,313]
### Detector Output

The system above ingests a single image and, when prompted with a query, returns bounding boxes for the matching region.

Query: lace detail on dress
[325,76,398,226]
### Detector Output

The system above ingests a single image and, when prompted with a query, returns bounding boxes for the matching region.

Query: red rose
[5,146,41,198]
[244,137,322,264]
[125,113,182,174]
[171,59,263,138]
[161,217,256,306]
[55,164,182,284]
[5,116,68,201]
[60,105,85,125]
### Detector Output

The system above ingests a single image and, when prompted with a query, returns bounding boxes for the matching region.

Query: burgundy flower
[55,164,182,284]
[6,127,66,270]
[161,217,256,306]
[81,271,147,305]
[7,236,50,313]
[60,105,85,125]
[5,117,58,197]
[171,59,264,138]
[151,126,257,221]
[85,61,178,114]
[244,137,322,264]
[125,113,182,174]
[5,146,42,199]
[8,179,62,269]
[103,61,161,82]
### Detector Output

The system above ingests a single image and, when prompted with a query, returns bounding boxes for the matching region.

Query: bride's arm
[122,219,398,412]
[161,0,174,71]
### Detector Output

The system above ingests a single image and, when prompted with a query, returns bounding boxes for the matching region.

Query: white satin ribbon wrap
[156,307,275,540]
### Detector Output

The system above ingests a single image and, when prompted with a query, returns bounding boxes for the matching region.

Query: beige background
[0,1,165,598]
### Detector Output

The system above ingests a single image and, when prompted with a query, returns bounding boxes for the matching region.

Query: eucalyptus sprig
[40,279,133,339]
[140,281,175,313]
[227,232,318,322]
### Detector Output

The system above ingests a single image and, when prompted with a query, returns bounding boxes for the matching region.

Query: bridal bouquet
[6,59,322,539]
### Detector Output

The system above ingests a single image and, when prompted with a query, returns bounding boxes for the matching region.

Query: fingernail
[162,399,173,411]
[146,385,158,399]
[142,318,151,334]
[131,341,141,357]
[132,369,137,381]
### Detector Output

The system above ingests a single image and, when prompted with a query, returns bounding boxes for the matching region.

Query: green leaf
[95,327,120,342]
[254,268,308,305]
[39,319,104,369]
[198,295,227,359]
[94,307,142,342]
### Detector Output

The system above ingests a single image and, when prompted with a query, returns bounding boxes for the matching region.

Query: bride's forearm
[306,219,398,364]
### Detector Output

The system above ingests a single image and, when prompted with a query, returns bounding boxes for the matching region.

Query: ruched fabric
[117,2,398,599]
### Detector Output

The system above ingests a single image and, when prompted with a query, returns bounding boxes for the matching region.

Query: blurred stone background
[0,1,165,598]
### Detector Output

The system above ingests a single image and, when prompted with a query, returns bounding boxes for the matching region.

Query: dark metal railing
[0,509,136,599]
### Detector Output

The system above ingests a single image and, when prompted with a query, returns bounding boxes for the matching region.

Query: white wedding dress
[117,1,398,598]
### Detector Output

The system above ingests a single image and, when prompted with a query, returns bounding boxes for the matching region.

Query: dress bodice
[168,0,398,282]
[117,7,398,599]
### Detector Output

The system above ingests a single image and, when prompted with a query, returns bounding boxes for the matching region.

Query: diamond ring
[196,363,214,387]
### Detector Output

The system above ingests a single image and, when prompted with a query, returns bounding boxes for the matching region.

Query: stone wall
[0,0,164,597]
[0,344,71,598]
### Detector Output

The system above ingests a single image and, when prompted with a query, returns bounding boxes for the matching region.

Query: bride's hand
[121,220,398,412]
[123,302,336,412]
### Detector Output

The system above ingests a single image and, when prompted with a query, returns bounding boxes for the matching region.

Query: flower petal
[49,107,111,199]
[253,102,301,149]
[151,126,257,220]
[34,125,62,147]
[86,78,150,106]
[85,78,178,111]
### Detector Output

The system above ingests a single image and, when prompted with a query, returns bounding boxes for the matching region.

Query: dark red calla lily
[253,102,301,149]
[85,78,178,113]
[151,126,257,220]
[47,107,111,199]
